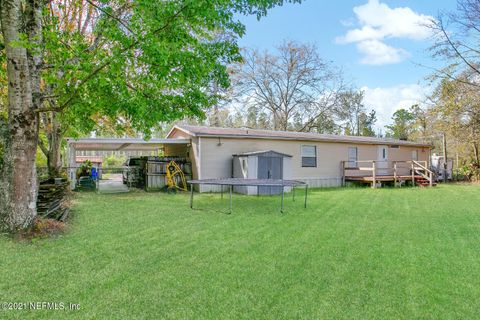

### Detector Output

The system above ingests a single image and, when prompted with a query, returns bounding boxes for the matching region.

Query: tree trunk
[473,142,479,165]
[471,125,479,165]
[212,81,220,127]
[0,0,43,232]
[40,112,63,177]
[47,126,63,177]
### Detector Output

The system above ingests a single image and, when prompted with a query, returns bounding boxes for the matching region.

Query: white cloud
[361,84,428,129]
[337,0,434,65]
[357,40,410,65]
[339,18,355,27]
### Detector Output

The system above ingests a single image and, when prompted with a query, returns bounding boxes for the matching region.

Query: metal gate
[96,167,131,194]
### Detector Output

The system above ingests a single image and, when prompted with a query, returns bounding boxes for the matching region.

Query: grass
[1,184,480,319]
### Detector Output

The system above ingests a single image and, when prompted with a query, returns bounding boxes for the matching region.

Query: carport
[66,137,190,190]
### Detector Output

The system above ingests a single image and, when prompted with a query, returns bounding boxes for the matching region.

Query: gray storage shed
[232,150,292,195]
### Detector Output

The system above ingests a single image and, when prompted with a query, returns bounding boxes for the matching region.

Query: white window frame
[301,145,317,167]
[348,147,358,168]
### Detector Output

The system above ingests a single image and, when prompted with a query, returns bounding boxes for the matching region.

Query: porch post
[411,162,415,185]
[393,161,397,187]
[372,161,376,189]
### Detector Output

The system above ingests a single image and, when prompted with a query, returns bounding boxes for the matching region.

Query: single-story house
[166,125,432,192]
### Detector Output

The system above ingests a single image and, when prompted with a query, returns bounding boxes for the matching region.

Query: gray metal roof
[66,137,189,151]
[233,150,293,157]
[169,125,431,148]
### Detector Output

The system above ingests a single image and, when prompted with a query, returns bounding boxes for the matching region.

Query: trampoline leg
[221,185,223,199]
[229,185,233,214]
[190,186,194,209]
[292,186,295,202]
[281,186,285,213]
[304,184,308,209]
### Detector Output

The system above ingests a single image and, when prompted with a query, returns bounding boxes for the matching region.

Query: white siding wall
[167,128,430,193]
[195,137,429,192]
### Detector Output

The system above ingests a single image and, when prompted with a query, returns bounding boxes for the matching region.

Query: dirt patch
[14,217,67,242]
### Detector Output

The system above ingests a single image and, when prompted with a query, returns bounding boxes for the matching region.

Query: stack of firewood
[37,179,70,221]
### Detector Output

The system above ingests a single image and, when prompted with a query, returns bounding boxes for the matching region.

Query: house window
[301,145,317,167]
[348,147,358,168]
[412,150,418,161]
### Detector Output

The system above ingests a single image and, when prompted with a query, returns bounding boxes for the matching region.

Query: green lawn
[1,185,480,319]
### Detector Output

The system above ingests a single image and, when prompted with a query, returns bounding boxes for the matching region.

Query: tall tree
[358,109,377,137]
[312,112,338,134]
[0,0,301,232]
[385,108,416,140]
[408,104,429,141]
[429,0,480,87]
[334,90,376,136]
[224,110,245,128]
[233,41,344,131]
[427,0,480,167]
[0,0,44,231]
[0,35,6,168]
[430,77,480,164]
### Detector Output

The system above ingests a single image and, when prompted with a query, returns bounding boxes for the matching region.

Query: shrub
[76,160,92,179]
[458,162,480,182]
[103,155,126,168]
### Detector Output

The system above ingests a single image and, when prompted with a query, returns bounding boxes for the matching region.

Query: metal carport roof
[66,137,190,151]
[65,137,190,190]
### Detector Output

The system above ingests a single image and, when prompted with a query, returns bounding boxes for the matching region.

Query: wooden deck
[341,160,435,188]
[345,175,423,182]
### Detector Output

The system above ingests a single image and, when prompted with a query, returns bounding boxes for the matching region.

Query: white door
[377,146,389,175]
[411,150,418,161]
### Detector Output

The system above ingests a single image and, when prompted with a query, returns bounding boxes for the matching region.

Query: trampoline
[187,178,308,213]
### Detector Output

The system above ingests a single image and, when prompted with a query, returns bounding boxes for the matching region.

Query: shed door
[258,156,283,195]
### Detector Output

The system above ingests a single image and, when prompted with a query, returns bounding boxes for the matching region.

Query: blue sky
[236,0,458,127]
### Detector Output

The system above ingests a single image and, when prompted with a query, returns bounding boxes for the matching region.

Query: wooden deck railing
[341,160,434,188]
[411,160,434,187]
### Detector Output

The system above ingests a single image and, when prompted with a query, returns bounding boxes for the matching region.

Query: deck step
[414,178,437,187]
